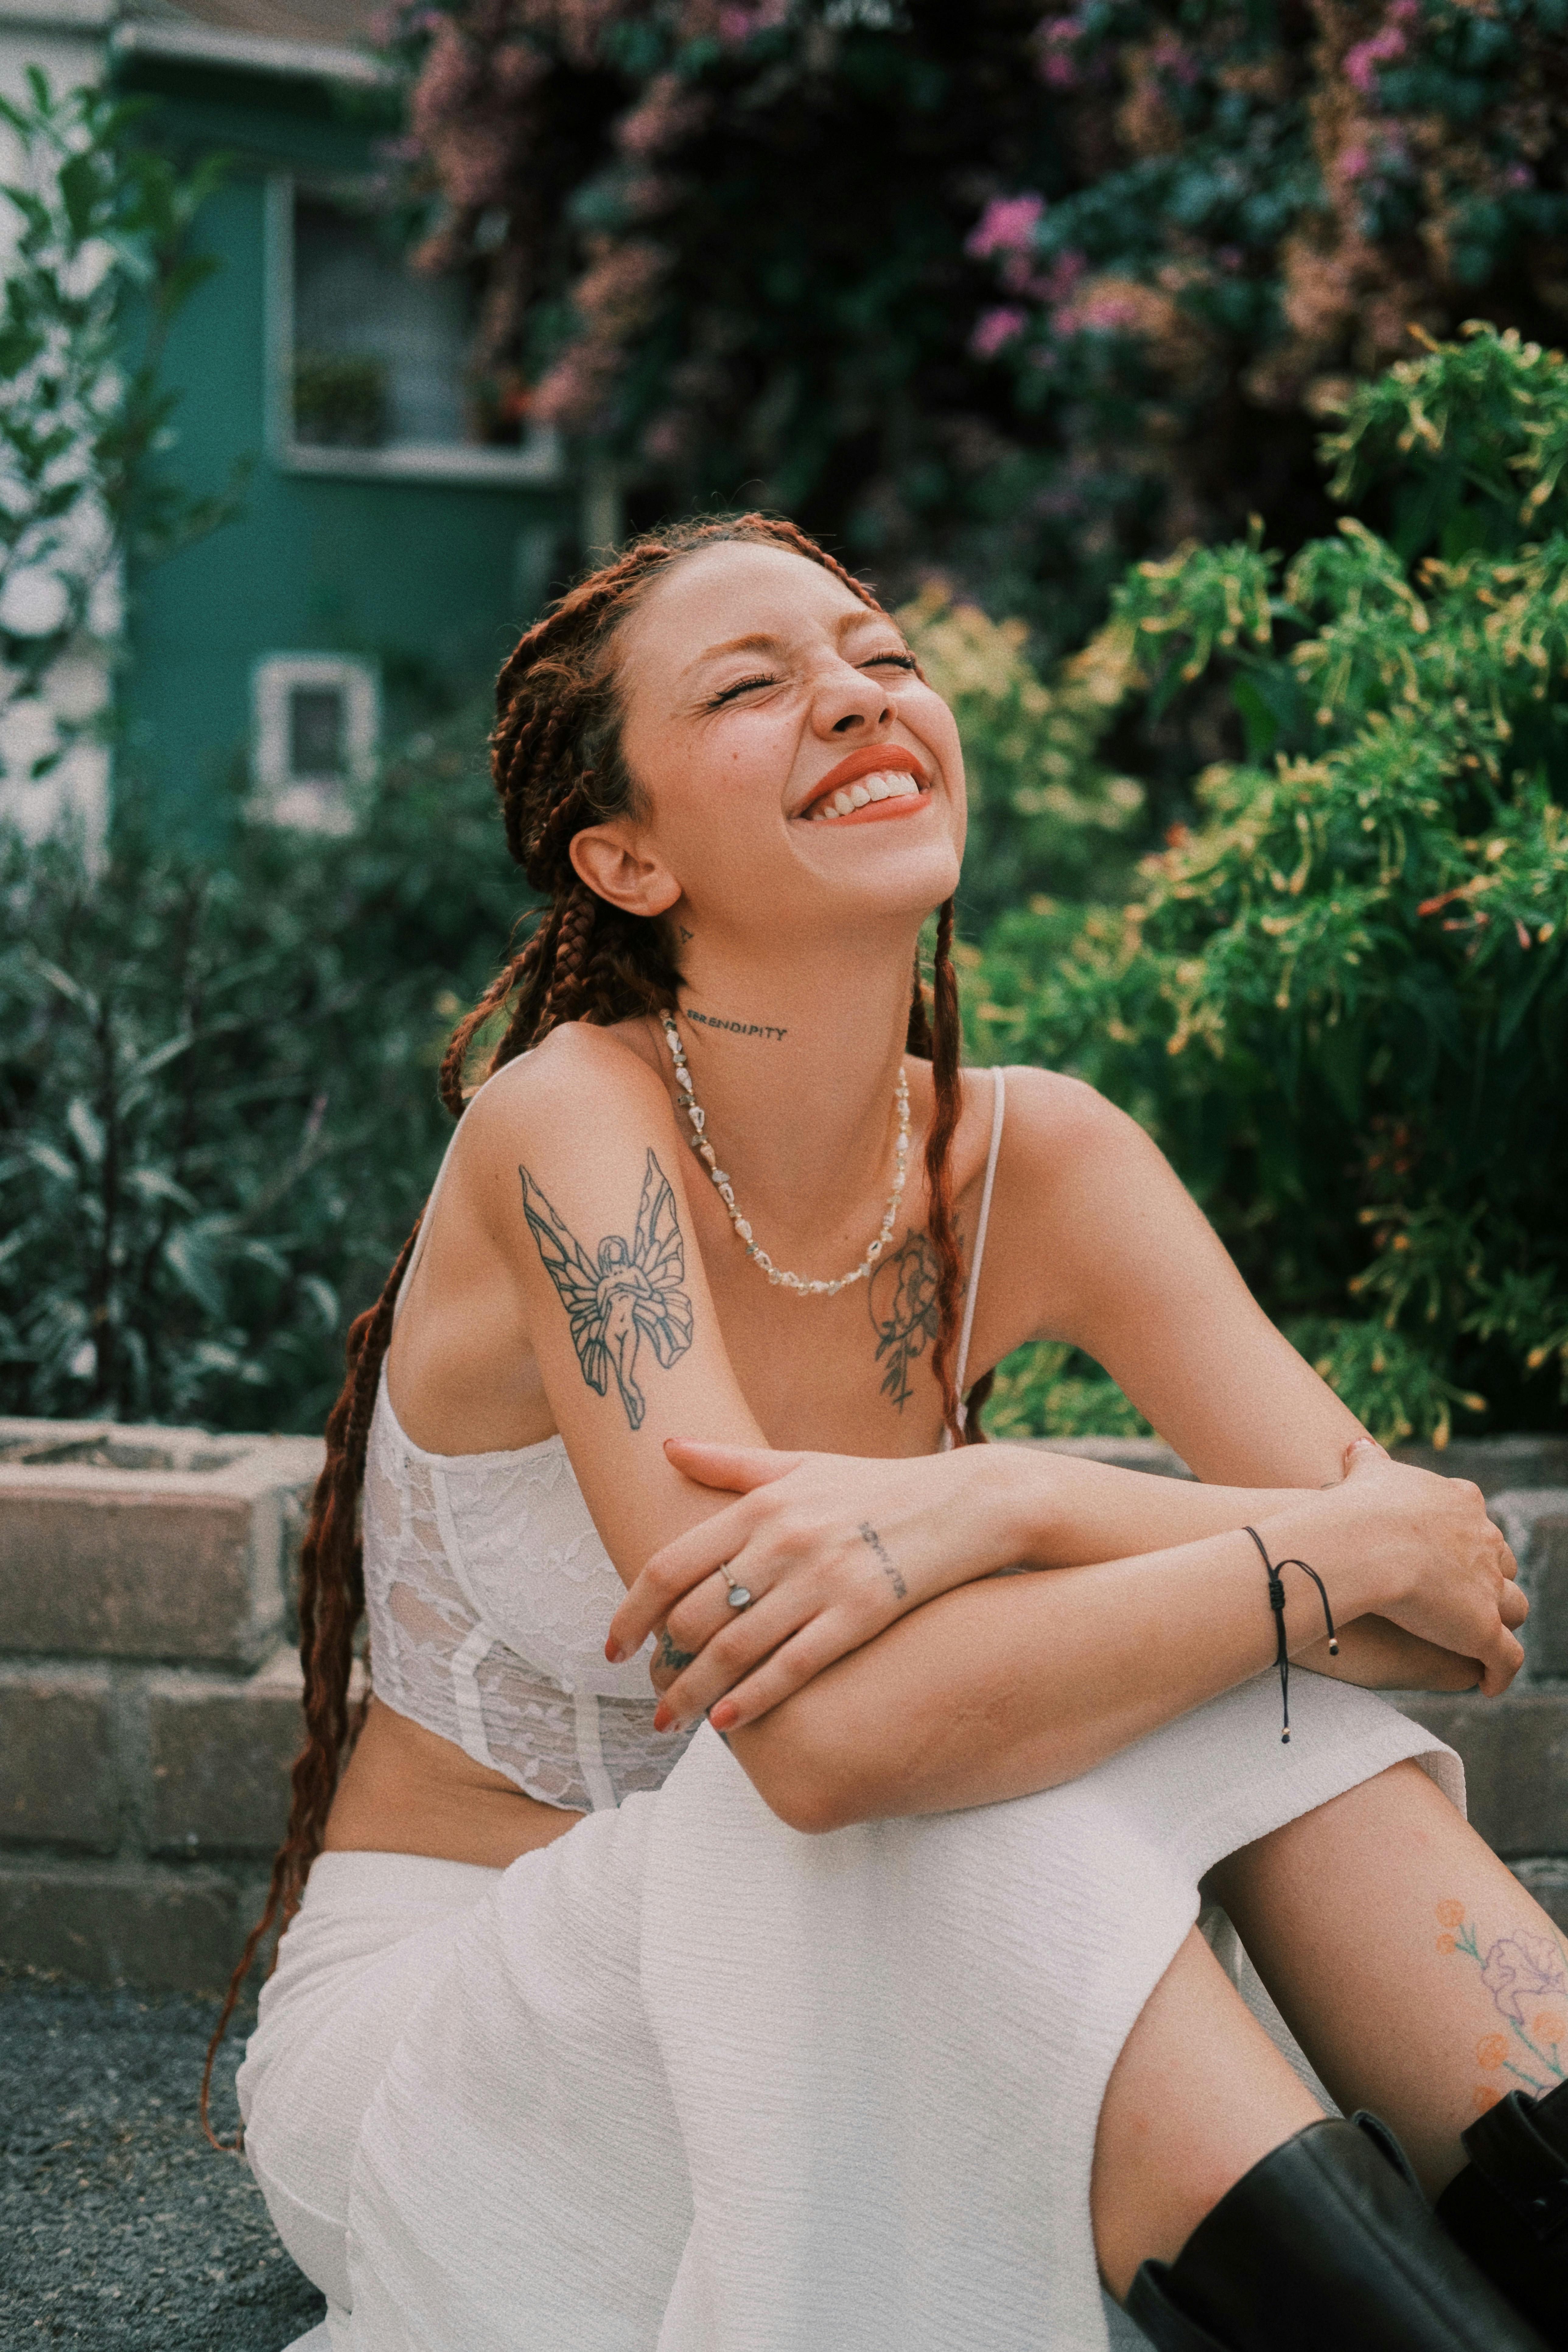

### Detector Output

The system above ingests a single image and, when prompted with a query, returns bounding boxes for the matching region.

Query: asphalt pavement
[1,1964,325,2350]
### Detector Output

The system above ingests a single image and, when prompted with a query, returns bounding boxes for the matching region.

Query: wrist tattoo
[858,1520,907,1601]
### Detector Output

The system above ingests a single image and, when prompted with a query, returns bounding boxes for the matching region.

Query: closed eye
[706,672,778,709]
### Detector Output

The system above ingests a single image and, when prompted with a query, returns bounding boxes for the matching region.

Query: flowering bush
[388,2,1568,643]
[974,325,1568,1444]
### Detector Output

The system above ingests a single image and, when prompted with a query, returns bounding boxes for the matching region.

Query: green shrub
[0,715,530,1431]
[975,325,1568,1447]
[898,584,1145,932]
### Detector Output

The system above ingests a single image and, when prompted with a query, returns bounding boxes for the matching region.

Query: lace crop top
[362,1061,1008,1813]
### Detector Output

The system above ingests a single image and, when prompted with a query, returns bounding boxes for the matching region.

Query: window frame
[264,175,563,487]
[250,652,380,834]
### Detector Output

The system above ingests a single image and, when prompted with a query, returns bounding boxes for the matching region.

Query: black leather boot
[1437,2080,1568,2347]
[1125,2110,1549,2350]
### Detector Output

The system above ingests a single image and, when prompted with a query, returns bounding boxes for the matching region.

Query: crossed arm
[473,1029,1520,1835]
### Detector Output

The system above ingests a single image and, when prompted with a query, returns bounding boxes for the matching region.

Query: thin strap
[391,1053,534,1327]
[953,1066,1006,1420]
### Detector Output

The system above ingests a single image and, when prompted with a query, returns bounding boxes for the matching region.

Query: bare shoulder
[992,1062,1158,1188]
[457,1020,670,1151]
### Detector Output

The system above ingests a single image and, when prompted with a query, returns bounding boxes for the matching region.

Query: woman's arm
[729,1451,1523,1832]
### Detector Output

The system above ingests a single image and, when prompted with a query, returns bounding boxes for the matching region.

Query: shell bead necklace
[659,1011,909,1297]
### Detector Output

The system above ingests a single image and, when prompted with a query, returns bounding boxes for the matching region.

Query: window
[266,179,561,485]
[251,655,378,833]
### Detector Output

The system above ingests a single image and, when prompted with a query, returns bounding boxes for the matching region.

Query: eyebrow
[679,609,894,681]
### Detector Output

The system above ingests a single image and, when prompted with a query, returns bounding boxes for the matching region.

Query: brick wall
[2,1415,1566,1992]
[0,1416,323,1993]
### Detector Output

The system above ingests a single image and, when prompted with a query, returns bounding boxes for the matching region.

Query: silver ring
[719,1563,753,1612]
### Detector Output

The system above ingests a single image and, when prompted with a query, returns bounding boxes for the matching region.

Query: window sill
[278,437,565,488]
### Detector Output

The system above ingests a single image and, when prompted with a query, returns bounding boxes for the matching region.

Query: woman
[221,515,1566,2352]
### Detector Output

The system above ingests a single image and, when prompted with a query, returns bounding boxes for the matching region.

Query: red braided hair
[203,514,983,2145]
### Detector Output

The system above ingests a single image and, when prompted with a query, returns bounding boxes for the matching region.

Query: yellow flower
[1533,2011,1566,2045]
[1474,2084,1503,2115]
[1476,2035,1509,2070]
[1435,1899,1466,1929]
[1437,1934,1457,1955]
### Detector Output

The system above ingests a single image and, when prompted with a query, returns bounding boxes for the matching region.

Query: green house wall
[117,62,572,851]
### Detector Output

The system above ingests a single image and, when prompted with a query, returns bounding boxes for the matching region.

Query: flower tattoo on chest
[520,1149,693,1430]
[867,1229,943,1410]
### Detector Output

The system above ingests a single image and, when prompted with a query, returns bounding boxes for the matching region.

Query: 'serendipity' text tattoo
[1436,1900,1568,2108]
[858,1520,906,1601]
[685,1007,788,1042]
[519,1149,693,1432]
[868,1230,942,1410]
[655,1630,697,1676]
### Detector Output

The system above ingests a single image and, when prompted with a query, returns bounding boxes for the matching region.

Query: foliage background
[387,0,1568,648]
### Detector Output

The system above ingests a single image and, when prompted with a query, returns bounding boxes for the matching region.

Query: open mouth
[797,747,932,825]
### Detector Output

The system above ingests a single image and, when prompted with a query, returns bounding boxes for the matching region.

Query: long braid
[208,513,975,2147]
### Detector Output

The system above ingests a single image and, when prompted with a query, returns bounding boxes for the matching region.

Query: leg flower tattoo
[1436,1898,1568,2111]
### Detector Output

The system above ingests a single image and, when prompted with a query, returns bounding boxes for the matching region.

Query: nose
[810,654,894,739]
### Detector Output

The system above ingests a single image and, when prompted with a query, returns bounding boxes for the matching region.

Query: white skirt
[237,1672,1461,2352]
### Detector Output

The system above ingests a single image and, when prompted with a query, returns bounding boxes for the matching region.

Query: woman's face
[599,540,965,945]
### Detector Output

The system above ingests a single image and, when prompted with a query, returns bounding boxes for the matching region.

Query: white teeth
[847,782,871,808]
[831,790,855,817]
[866,775,891,800]
[892,773,919,797]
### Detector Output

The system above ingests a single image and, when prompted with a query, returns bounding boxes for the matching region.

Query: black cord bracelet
[1243,1525,1339,1743]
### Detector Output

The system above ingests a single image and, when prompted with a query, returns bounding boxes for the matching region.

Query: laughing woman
[222,517,1567,2352]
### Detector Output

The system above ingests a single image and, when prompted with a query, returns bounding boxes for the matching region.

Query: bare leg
[1091,1925,1324,2299]
[1208,1758,1568,2198]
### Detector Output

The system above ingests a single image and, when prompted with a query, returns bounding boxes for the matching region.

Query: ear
[569,822,681,919]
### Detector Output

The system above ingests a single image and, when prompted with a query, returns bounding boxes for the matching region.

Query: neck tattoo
[685,1008,789,1042]
[659,1010,910,1298]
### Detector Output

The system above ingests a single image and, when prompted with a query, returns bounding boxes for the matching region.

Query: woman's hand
[1304,1439,1527,1696]
[606,1436,1027,1735]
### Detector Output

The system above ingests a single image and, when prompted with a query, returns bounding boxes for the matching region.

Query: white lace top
[362,1061,1007,1812]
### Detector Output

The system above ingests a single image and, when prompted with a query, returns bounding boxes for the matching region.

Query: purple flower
[967,193,1045,260]
[971,305,1028,359]
[1483,1932,1567,2025]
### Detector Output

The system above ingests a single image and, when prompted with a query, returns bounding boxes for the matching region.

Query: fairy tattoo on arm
[519,1149,694,1430]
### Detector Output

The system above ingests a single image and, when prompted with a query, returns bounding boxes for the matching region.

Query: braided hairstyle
[202,513,989,2144]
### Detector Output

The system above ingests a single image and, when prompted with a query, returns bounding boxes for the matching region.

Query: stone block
[1025,1435,1193,1478]
[0,1859,270,1994]
[1492,1490,1568,1679]
[0,1666,117,1852]
[1513,1859,1568,1936]
[1393,1436,1568,1496]
[0,1418,322,1667]
[148,1650,307,1857]
[1396,1689,1568,1858]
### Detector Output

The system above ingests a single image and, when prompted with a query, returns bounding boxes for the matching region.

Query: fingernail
[709,1701,737,1732]
[653,1704,673,1733]
[605,1638,625,1664]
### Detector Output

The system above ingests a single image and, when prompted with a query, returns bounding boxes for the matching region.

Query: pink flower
[1340,141,1373,182]
[1345,21,1409,98]
[1149,30,1199,86]
[967,193,1045,261]
[1483,1932,1567,2025]
[617,71,709,159]
[1033,14,1083,89]
[718,0,789,40]
[971,305,1028,359]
